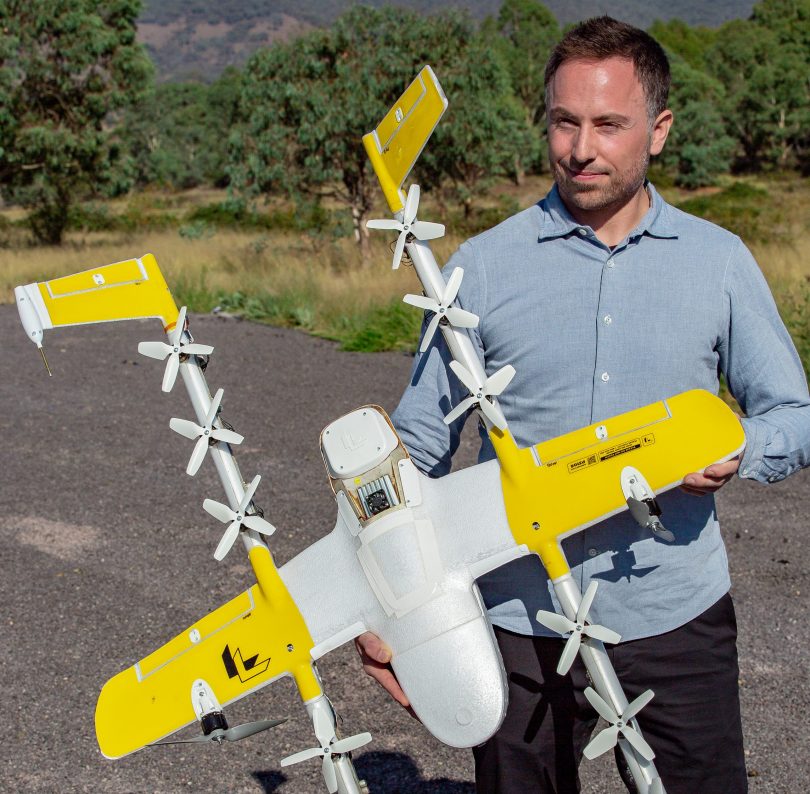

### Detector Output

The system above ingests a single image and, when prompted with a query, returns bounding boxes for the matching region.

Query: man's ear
[650,109,674,156]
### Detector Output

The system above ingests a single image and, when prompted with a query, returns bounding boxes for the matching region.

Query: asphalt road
[1,304,807,793]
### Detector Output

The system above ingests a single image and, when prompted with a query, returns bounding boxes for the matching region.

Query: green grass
[330,299,422,353]
[172,281,422,352]
[676,182,785,244]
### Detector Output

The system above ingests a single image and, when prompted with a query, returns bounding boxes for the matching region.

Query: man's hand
[681,456,741,496]
[354,632,417,718]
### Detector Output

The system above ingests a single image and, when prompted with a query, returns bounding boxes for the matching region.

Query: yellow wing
[15,254,179,343]
[491,390,746,579]
[95,547,320,759]
[362,65,447,213]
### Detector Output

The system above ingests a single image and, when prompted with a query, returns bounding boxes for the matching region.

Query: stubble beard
[553,149,650,216]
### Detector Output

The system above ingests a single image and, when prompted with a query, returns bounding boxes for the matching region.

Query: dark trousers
[473,594,747,794]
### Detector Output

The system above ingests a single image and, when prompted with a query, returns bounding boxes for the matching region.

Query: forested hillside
[1,0,808,362]
[138,0,756,80]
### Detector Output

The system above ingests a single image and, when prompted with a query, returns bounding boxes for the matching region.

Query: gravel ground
[1,304,807,793]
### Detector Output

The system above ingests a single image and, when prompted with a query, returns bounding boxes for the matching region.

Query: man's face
[546,56,670,218]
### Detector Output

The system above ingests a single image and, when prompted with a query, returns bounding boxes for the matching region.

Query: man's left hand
[681,456,740,496]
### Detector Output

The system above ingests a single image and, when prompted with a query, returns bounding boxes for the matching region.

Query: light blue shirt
[392,183,810,640]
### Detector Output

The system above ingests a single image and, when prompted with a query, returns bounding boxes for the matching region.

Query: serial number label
[567,433,655,474]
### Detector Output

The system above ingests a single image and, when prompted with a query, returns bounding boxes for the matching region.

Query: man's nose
[571,126,596,163]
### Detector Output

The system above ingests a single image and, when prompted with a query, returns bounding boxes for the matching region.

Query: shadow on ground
[252,752,475,793]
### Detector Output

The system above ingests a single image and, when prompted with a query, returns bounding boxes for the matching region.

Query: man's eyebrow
[548,107,633,124]
[593,113,633,124]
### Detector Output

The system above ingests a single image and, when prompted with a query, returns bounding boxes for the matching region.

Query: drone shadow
[355,751,475,793]
[252,751,475,793]
[252,770,287,792]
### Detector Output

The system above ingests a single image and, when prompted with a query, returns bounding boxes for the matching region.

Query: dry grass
[751,233,810,286]
[0,229,420,305]
[1,174,808,352]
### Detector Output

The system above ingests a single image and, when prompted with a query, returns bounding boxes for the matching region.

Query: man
[357,16,810,794]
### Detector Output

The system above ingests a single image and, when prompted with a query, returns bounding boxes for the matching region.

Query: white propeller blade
[535,581,622,675]
[444,361,515,429]
[403,267,480,352]
[366,183,445,269]
[582,687,655,761]
[280,710,371,794]
[137,306,214,392]
[169,388,244,476]
[203,475,276,561]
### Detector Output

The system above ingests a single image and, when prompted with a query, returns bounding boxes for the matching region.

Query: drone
[13,67,744,794]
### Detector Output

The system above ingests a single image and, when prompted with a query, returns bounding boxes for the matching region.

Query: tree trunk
[351,202,371,266]
[513,153,525,186]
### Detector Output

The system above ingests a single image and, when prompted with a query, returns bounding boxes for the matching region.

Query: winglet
[362,65,448,213]
[14,254,179,348]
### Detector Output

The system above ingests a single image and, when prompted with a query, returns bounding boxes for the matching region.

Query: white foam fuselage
[280,458,525,747]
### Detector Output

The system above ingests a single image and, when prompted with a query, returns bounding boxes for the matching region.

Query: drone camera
[320,406,410,525]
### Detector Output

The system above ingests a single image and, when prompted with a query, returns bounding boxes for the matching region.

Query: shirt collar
[537,181,678,242]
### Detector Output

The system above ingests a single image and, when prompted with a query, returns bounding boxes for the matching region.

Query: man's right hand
[354,632,417,717]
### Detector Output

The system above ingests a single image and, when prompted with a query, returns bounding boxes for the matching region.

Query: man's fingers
[681,456,741,496]
[361,655,411,708]
[703,457,741,479]
[680,483,711,496]
[356,631,391,664]
[354,633,412,710]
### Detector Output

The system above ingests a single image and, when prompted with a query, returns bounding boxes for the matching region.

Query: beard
[552,149,650,215]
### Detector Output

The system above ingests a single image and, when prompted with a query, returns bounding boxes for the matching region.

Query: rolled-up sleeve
[719,238,810,482]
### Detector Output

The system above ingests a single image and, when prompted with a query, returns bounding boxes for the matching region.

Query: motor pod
[200,711,229,735]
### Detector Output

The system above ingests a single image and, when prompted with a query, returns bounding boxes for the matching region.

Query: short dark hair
[544,16,671,121]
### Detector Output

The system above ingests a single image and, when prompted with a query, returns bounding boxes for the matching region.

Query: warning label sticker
[566,433,655,474]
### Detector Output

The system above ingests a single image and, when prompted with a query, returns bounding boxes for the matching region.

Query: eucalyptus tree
[230,6,533,262]
[709,1,810,171]
[0,0,152,243]
[484,0,560,180]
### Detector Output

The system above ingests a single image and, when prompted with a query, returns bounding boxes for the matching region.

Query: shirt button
[588,548,599,557]
[578,228,587,236]
[601,372,610,382]
[607,259,615,268]
[603,314,613,325]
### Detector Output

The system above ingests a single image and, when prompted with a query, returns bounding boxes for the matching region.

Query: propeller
[535,581,622,675]
[627,497,674,542]
[152,717,287,746]
[138,306,214,392]
[203,474,276,561]
[280,705,372,793]
[170,388,244,476]
[366,184,445,269]
[403,267,479,352]
[444,360,515,430]
[583,687,656,762]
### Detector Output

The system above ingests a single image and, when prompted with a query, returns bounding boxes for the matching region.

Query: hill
[138,0,756,81]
